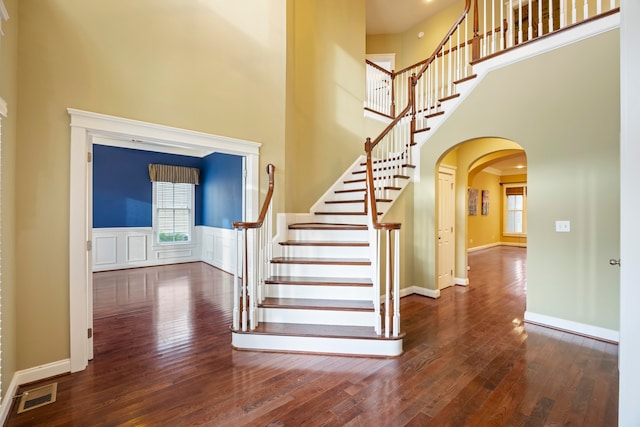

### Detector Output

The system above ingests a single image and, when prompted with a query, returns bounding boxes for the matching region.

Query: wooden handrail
[233,164,275,230]
[366,59,393,75]
[364,137,401,231]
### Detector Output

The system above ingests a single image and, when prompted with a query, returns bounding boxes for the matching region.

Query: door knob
[609,258,621,267]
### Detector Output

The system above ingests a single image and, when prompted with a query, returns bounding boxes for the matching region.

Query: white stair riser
[259,307,377,327]
[321,202,365,213]
[332,191,366,201]
[310,214,368,225]
[271,263,371,278]
[341,181,367,191]
[287,229,368,241]
[279,245,369,259]
[231,333,402,357]
[264,284,373,301]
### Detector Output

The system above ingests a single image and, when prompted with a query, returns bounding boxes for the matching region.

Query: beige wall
[15,0,288,369]
[286,0,366,212]
[367,0,466,71]
[415,29,620,331]
[0,0,18,397]
[468,171,501,248]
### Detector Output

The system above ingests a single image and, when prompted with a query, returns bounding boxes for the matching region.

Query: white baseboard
[524,311,619,343]
[455,277,469,286]
[468,242,527,252]
[0,359,70,425]
[402,285,440,299]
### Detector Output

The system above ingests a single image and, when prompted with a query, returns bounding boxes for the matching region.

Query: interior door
[438,167,455,290]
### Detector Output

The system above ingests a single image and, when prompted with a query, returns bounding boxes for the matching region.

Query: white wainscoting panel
[92,228,200,271]
[198,226,237,275]
[92,227,236,272]
[94,236,117,265]
[126,234,147,262]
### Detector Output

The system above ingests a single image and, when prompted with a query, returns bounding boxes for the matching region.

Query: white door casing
[68,109,261,372]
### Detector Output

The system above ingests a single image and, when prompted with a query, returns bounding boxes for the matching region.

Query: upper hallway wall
[366,0,465,71]
[14,0,287,369]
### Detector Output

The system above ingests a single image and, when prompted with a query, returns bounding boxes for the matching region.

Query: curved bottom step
[231,323,404,357]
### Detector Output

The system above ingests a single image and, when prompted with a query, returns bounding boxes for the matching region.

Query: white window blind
[504,185,527,235]
[156,182,193,243]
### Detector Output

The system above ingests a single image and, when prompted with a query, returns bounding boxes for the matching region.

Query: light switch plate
[555,220,571,232]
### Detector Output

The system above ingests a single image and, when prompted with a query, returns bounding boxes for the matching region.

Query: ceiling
[366,0,459,35]
[483,153,528,176]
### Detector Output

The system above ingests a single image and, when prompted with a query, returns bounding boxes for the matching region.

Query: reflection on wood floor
[6,246,618,426]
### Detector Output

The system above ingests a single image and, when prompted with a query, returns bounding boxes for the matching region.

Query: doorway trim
[68,109,261,372]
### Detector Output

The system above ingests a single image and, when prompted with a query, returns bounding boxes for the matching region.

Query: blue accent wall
[201,152,243,229]
[93,145,203,228]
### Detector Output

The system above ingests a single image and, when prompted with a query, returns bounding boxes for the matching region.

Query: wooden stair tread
[454,73,477,84]
[439,93,460,102]
[425,110,445,119]
[324,199,391,204]
[335,188,365,194]
[352,164,416,175]
[265,276,373,286]
[278,240,369,247]
[288,222,367,231]
[344,175,410,184]
[271,257,371,265]
[314,211,372,216]
[260,298,374,311]
[414,126,431,133]
[236,323,404,340]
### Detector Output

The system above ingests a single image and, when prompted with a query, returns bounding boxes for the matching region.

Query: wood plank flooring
[5,246,618,426]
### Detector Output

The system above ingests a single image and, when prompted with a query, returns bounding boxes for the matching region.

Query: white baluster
[384,230,391,338]
[440,47,445,100]
[375,229,381,334]
[483,0,487,57]
[508,0,514,47]
[448,38,452,96]
[465,13,469,71]
[491,0,495,54]
[549,0,554,31]
[241,229,247,331]
[583,0,589,19]
[609,0,614,10]
[233,229,240,330]
[538,0,543,37]
[393,229,401,337]
[572,0,577,24]
[560,0,566,27]
[518,0,523,44]
[528,0,533,40]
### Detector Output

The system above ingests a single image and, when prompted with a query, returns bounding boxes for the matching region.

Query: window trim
[152,181,196,247]
[502,183,528,237]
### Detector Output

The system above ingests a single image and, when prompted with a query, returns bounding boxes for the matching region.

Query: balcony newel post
[472,0,481,60]
[390,72,396,118]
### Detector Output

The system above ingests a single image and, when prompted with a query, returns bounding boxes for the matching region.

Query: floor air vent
[17,383,58,414]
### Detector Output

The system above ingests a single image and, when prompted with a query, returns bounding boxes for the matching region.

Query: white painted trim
[366,53,396,72]
[69,109,261,373]
[402,285,441,299]
[0,97,6,117]
[232,332,402,357]
[0,0,8,36]
[524,311,619,343]
[0,360,70,426]
[468,242,501,252]
[454,277,470,286]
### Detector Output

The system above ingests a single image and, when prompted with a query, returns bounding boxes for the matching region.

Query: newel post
[472,0,481,60]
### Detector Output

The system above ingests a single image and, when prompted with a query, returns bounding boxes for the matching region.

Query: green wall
[415,29,620,331]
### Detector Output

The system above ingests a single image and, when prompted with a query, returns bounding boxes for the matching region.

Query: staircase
[231,159,412,357]
[230,0,619,357]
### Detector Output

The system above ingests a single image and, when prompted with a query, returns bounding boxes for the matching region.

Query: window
[154,182,194,244]
[503,184,527,236]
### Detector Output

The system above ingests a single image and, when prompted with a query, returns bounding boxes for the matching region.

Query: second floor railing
[365,0,619,121]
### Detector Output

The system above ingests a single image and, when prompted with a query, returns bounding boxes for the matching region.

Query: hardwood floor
[5,246,618,426]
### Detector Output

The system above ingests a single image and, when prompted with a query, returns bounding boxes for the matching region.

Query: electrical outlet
[555,220,571,232]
